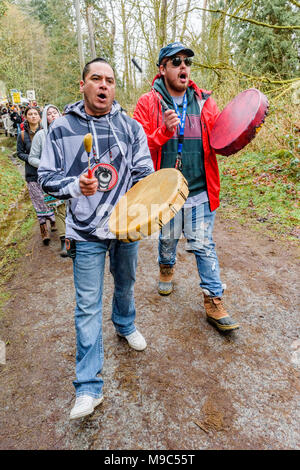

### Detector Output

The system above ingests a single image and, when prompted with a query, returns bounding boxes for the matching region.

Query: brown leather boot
[203,294,239,332]
[158,264,175,296]
[40,223,50,245]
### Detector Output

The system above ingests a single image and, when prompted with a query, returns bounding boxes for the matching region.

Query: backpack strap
[21,130,25,143]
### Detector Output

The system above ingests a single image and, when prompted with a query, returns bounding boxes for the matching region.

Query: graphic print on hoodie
[38,100,154,241]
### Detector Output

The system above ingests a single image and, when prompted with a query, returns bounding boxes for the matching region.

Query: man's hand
[79,173,98,196]
[164,109,180,132]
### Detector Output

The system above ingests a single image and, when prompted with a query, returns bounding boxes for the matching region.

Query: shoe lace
[160,265,174,275]
[212,297,227,314]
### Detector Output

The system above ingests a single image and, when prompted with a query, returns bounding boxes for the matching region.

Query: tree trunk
[218,13,225,62]
[120,0,129,90]
[158,0,167,49]
[201,0,208,53]
[172,0,178,41]
[109,0,116,61]
[86,4,96,59]
[74,0,85,75]
[180,0,191,42]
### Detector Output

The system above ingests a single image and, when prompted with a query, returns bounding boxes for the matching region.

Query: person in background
[10,105,22,136]
[20,106,26,131]
[17,106,56,245]
[133,42,239,333]
[0,107,10,136]
[29,104,67,257]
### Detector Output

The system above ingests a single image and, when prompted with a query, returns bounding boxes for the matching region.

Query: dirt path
[0,214,299,450]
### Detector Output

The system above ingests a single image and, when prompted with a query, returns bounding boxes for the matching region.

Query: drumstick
[84,133,93,178]
[131,58,169,112]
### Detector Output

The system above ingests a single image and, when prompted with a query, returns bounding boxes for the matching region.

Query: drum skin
[109,168,189,242]
[210,88,269,156]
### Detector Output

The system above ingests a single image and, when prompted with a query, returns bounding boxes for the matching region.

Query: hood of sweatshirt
[41,104,61,135]
[64,99,122,121]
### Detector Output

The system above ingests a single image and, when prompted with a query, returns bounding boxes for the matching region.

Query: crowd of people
[0,104,28,136]
[2,42,241,421]
[0,101,68,256]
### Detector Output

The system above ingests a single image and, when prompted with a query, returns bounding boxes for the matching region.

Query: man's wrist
[162,123,176,136]
[69,178,82,198]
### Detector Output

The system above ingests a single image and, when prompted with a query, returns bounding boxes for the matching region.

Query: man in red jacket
[133,42,239,332]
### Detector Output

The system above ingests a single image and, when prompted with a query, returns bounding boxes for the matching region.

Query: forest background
[0,0,299,241]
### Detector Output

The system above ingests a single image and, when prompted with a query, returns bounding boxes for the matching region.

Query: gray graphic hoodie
[38,100,154,241]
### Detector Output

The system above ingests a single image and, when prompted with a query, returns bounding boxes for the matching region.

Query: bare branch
[273,83,297,101]
[288,0,300,7]
[192,6,300,30]
[193,61,300,84]
[179,0,191,42]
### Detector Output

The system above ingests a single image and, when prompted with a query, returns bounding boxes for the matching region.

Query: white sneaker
[118,329,147,351]
[70,394,103,420]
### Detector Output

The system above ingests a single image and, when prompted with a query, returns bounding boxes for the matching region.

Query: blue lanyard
[172,92,187,155]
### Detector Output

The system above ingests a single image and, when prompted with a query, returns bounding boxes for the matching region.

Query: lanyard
[87,114,125,163]
[172,92,187,170]
[85,114,120,192]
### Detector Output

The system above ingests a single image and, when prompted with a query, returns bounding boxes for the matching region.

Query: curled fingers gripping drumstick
[131,58,169,112]
[84,133,93,178]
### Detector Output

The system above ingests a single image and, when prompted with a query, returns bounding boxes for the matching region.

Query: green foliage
[0,135,35,303]
[219,149,300,239]
[29,0,82,109]
[0,3,49,100]
[231,0,300,80]
[0,0,81,109]
[0,0,7,18]
[84,1,115,65]
[30,0,58,31]
[0,136,26,223]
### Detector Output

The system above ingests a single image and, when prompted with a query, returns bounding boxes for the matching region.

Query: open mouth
[97,93,107,101]
[179,73,188,83]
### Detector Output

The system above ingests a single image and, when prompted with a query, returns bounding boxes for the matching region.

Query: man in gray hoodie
[38,58,154,420]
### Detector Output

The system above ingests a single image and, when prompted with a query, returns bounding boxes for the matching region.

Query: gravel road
[0,214,299,450]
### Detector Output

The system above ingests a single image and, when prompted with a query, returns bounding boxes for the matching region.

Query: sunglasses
[167,56,193,67]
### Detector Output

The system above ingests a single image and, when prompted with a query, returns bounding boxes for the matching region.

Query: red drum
[210,88,269,156]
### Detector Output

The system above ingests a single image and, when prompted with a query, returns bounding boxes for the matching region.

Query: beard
[164,74,189,95]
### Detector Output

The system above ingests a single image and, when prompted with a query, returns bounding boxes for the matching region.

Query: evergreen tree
[83,0,116,65]
[231,0,300,80]
[0,3,49,100]
[29,0,81,108]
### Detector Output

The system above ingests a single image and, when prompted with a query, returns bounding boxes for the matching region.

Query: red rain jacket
[133,75,221,211]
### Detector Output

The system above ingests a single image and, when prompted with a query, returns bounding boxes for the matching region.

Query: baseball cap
[158,42,194,65]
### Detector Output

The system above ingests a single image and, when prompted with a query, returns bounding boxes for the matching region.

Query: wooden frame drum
[109,168,189,242]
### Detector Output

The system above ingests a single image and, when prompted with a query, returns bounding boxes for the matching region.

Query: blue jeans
[72,240,139,398]
[158,201,224,297]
